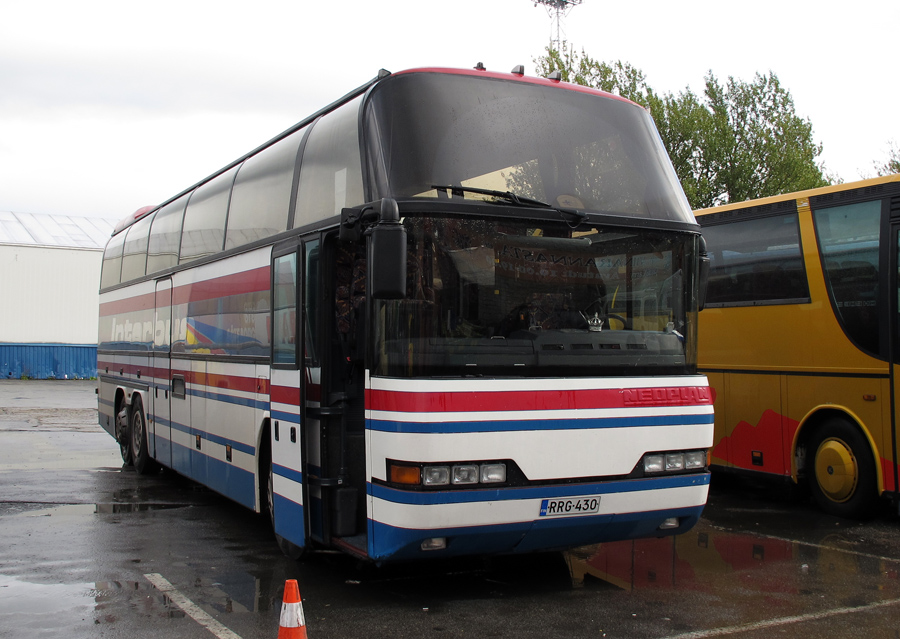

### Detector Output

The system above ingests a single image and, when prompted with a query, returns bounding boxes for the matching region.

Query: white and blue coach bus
[97,65,714,562]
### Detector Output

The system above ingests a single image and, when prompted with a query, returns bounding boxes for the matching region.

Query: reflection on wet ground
[564,523,900,597]
[10,503,189,517]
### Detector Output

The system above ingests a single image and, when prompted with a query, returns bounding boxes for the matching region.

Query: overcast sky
[2,0,896,221]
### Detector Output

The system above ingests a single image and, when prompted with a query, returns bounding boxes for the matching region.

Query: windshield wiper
[431,185,551,209]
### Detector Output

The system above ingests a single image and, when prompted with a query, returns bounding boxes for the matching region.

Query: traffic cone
[278,579,308,638]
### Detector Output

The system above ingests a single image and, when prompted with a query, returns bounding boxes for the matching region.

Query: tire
[115,399,133,465]
[130,396,159,475]
[807,418,878,518]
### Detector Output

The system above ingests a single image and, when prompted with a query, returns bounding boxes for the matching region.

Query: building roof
[0,211,115,250]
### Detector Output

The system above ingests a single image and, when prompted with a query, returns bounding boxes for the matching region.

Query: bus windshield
[365,71,693,224]
[371,216,697,377]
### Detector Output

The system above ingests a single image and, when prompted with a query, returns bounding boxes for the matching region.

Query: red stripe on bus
[99,266,270,316]
[171,267,269,306]
[99,291,156,316]
[98,363,266,395]
[271,385,299,405]
[366,385,712,413]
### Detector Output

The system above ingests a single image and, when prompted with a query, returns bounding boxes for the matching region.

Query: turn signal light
[390,465,421,485]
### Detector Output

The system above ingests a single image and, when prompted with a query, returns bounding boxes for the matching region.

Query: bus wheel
[808,418,878,518]
[116,400,133,465]
[267,458,305,560]
[130,396,159,475]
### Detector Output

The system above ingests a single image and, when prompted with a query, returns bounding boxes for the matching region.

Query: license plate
[539,496,601,517]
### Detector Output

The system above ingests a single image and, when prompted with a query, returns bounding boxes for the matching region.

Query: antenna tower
[534,0,583,50]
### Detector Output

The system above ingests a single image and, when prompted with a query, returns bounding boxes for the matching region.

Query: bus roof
[111,65,645,236]
[393,66,640,107]
[693,173,900,217]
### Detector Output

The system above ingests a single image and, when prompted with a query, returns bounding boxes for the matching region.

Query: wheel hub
[815,438,858,503]
[132,413,144,456]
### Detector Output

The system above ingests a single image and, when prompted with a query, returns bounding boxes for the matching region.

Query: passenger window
[814,200,882,356]
[147,195,188,273]
[294,97,364,228]
[226,132,303,250]
[701,212,810,307]
[100,232,126,289]
[273,253,298,365]
[179,166,239,263]
[119,214,153,282]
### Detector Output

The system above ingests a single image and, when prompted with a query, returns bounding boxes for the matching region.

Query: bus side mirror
[369,198,407,299]
[698,235,710,311]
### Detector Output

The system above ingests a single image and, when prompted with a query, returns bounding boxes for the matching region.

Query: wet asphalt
[1,379,899,638]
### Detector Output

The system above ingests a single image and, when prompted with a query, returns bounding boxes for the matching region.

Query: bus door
[152,278,173,467]
[309,236,367,553]
[890,223,900,498]
[269,245,307,550]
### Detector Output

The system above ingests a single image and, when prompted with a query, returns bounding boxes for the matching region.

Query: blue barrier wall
[1,344,97,379]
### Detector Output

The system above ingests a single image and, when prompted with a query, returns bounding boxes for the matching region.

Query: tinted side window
[180,166,239,263]
[147,195,188,273]
[701,212,810,307]
[273,253,298,365]
[294,97,364,228]
[119,214,153,282]
[813,200,882,356]
[226,132,303,250]
[100,232,126,289]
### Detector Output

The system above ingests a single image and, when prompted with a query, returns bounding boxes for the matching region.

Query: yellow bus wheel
[813,438,857,502]
[807,418,878,519]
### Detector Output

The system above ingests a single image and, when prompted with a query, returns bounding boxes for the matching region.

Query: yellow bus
[696,174,900,518]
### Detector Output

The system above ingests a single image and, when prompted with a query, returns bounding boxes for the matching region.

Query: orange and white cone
[278,579,308,638]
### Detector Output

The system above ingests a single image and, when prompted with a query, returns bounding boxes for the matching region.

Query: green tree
[874,141,900,176]
[535,45,830,209]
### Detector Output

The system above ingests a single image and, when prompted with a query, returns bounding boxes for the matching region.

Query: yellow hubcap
[814,438,858,503]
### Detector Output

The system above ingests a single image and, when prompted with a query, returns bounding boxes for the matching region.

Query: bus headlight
[666,453,685,471]
[684,451,706,469]
[643,454,665,473]
[423,466,450,486]
[452,465,479,484]
[643,450,707,475]
[480,463,506,483]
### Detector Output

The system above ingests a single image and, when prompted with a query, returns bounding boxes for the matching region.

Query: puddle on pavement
[14,503,188,517]
[0,575,187,628]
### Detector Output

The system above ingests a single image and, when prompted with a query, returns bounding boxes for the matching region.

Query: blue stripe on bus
[188,387,269,411]
[270,410,302,424]
[274,463,303,484]
[273,494,306,549]
[369,473,709,506]
[367,413,715,434]
[167,440,257,510]
[153,415,256,456]
[368,503,705,561]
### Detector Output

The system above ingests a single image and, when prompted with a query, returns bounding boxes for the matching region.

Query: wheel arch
[791,405,884,495]
[116,386,149,413]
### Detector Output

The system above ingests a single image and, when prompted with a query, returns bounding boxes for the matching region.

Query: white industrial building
[0,211,115,379]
